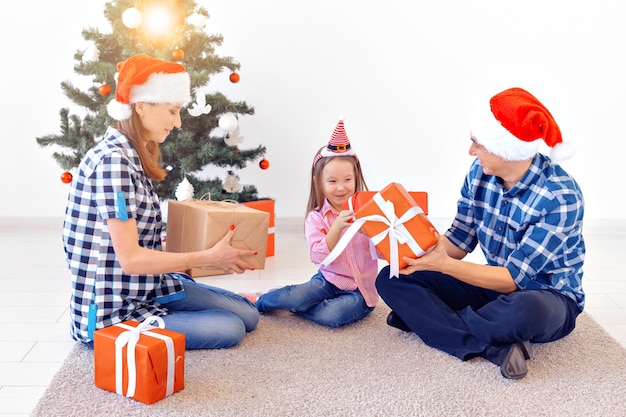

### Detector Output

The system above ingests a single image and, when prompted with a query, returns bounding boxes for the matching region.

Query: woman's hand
[202,225,257,273]
[108,218,256,275]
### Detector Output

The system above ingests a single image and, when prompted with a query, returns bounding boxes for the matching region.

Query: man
[376,87,585,379]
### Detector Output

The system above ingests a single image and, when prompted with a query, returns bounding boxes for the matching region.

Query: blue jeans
[256,271,374,327]
[161,275,259,349]
[376,266,580,360]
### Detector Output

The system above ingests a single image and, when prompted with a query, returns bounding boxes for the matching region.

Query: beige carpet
[32,303,626,417]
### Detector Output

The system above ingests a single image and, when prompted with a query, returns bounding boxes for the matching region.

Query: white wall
[1,1,623,220]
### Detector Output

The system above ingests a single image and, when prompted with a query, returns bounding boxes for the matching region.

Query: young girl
[63,54,259,350]
[254,118,380,327]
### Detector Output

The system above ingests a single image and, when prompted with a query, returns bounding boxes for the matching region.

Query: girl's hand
[333,210,355,231]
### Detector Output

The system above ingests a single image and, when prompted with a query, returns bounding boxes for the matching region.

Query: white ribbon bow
[322,192,427,279]
[114,316,175,398]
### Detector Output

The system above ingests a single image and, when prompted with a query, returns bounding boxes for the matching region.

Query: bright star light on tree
[142,4,175,37]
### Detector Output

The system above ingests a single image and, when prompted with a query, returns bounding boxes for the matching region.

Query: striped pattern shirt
[63,127,185,343]
[305,199,379,307]
[445,154,586,310]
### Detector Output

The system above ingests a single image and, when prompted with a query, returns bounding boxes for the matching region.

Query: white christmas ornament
[222,172,243,193]
[187,13,208,29]
[188,94,212,117]
[224,126,244,146]
[122,7,142,29]
[175,177,195,201]
[218,113,238,133]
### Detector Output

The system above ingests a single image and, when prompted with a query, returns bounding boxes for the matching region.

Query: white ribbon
[114,316,175,399]
[322,192,427,279]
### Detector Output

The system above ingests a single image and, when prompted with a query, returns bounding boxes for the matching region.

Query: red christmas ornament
[259,158,270,170]
[98,84,111,97]
[172,48,185,61]
[229,72,240,83]
[61,171,73,184]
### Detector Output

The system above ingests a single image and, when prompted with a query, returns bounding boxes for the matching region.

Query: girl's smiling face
[320,157,356,212]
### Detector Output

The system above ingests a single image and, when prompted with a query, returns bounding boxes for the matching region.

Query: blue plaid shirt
[63,127,185,343]
[445,154,585,311]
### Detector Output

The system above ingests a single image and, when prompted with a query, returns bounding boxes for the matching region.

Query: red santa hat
[314,116,357,167]
[470,87,575,161]
[107,54,191,121]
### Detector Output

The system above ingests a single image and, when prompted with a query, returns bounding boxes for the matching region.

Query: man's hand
[399,235,448,274]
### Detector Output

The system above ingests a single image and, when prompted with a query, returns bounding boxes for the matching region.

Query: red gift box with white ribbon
[323,183,438,278]
[94,316,185,404]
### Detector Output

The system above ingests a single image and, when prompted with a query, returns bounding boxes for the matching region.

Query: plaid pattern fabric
[445,154,586,310]
[63,127,184,343]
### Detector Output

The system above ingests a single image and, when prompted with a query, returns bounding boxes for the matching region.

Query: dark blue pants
[376,266,580,361]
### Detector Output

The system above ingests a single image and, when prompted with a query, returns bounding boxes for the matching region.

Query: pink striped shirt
[305,199,380,307]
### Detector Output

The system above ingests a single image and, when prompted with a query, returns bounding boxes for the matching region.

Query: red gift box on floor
[242,199,275,257]
[325,183,438,278]
[94,317,185,405]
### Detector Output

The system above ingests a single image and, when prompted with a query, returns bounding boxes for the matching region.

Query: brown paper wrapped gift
[166,200,269,277]
[241,199,275,256]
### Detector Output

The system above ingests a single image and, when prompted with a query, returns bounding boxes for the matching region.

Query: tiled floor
[1,217,624,416]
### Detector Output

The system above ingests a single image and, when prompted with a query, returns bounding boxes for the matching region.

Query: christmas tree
[36,0,269,202]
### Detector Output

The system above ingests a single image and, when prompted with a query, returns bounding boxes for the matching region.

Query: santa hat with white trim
[470,87,575,162]
[314,116,357,167]
[107,54,191,121]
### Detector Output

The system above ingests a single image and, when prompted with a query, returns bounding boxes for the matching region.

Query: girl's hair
[116,104,167,181]
[306,146,368,216]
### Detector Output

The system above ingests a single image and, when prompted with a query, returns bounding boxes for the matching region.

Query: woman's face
[136,102,183,143]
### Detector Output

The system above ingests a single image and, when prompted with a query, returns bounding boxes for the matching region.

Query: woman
[63,54,259,350]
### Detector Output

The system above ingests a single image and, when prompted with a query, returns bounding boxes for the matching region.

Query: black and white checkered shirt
[63,127,184,343]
